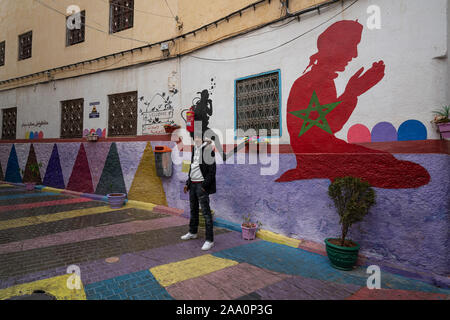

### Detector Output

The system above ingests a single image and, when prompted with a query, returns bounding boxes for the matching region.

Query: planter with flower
[241,213,262,240]
[106,183,127,209]
[20,162,43,191]
[86,132,99,142]
[163,123,181,134]
[431,105,450,139]
[325,176,376,271]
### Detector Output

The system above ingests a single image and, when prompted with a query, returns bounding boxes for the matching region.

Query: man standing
[181,134,216,250]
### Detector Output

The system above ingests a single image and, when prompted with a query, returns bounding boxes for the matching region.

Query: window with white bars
[61,99,84,139]
[18,31,32,61]
[110,0,134,34]
[108,91,137,137]
[0,41,5,66]
[66,10,86,46]
[235,71,280,136]
[2,107,17,140]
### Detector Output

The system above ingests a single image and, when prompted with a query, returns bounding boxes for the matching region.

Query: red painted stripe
[0,197,91,212]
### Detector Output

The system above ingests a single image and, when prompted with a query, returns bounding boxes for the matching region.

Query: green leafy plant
[431,105,450,124]
[20,162,43,183]
[242,213,262,229]
[328,177,376,247]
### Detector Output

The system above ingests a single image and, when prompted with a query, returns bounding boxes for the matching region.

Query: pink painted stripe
[0,197,91,213]
[0,215,188,254]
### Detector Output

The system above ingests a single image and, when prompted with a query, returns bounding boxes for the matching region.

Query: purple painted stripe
[0,216,189,254]
[0,231,252,289]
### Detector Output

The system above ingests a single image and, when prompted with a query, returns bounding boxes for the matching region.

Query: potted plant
[106,183,127,209]
[163,123,181,134]
[431,105,450,139]
[20,162,43,191]
[325,176,376,271]
[241,213,262,240]
[86,132,99,142]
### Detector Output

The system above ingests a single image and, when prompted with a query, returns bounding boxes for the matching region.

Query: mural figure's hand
[345,61,385,97]
[184,185,188,193]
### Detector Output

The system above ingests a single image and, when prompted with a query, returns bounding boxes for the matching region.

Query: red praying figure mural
[277,20,430,189]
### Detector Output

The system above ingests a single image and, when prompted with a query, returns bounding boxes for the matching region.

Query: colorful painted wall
[0,0,448,281]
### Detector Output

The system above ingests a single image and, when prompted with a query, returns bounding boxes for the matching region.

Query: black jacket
[186,143,216,194]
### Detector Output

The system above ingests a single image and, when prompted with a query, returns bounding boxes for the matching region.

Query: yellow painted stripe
[256,229,301,248]
[41,186,63,193]
[126,200,157,211]
[150,254,239,287]
[0,205,122,230]
[0,274,86,300]
[0,184,14,188]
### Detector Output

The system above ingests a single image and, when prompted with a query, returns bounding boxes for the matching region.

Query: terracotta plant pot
[325,238,360,271]
[25,182,36,191]
[437,122,450,139]
[164,125,180,134]
[107,193,127,209]
[241,224,258,240]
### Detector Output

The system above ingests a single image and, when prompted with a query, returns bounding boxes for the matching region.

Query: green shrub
[328,177,376,246]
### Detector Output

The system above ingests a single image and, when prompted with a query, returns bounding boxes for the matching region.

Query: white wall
[0,0,447,142]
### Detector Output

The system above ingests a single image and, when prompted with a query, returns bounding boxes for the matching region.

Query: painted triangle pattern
[116,142,147,193]
[0,144,12,176]
[33,143,55,179]
[128,142,167,205]
[57,143,80,187]
[14,143,31,174]
[0,158,3,181]
[66,143,94,193]
[5,145,22,183]
[95,142,127,195]
[84,142,111,191]
[43,144,65,189]
[23,144,42,184]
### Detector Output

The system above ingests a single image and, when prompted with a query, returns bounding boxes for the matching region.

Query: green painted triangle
[95,142,127,195]
[23,144,42,184]
[0,160,3,181]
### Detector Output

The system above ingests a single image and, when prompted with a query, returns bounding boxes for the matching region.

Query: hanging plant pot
[437,122,450,139]
[107,193,127,209]
[25,182,36,191]
[241,223,258,240]
[325,238,360,271]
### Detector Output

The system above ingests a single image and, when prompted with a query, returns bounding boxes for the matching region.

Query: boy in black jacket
[181,134,216,250]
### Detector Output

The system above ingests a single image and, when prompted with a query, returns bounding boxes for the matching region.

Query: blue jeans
[189,183,214,242]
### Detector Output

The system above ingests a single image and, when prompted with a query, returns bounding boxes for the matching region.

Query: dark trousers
[189,183,214,242]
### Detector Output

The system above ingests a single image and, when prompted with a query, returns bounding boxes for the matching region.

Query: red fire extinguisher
[181,107,195,133]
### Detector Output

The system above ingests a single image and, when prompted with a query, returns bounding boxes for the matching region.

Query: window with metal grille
[2,107,17,140]
[235,71,281,136]
[0,41,5,66]
[108,91,137,137]
[66,10,86,46]
[110,0,134,33]
[61,99,84,139]
[18,31,32,61]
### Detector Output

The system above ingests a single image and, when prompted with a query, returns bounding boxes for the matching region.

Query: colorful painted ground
[0,183,448,300]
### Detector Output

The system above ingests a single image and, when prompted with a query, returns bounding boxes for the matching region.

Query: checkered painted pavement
[0,184,448,300]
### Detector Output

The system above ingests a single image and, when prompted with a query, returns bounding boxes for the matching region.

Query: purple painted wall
[164,152,449,278]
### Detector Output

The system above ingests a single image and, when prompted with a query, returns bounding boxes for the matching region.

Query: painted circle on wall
[398,120,427,141]
[29,132,34,139]
[34,132,39,139]
[38,131,44,139]
[347,124,371,143]
[102,129,106,137]
[83,129,89,137]
[25,132,30,139]
[371,122,397,142]
[96,128,103,137]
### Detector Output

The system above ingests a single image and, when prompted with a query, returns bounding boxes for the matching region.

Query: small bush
[328,177,376,246]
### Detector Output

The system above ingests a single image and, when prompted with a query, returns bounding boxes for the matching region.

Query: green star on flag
[289,91,342,137]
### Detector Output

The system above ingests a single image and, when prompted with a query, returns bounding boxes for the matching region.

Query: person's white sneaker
[201,241,214,251]
[181,232,198,240]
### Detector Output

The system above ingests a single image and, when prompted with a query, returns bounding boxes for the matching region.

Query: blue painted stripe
[214,217,242,233]
[212,241,450,294]
[0,192,59,201]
